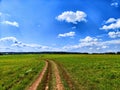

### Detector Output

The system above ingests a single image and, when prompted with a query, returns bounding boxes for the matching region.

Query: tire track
[28,60,64,90]
[50,61,64,90]
[44,60,52,90]
[55,61,81,90]
[28,61,48,90]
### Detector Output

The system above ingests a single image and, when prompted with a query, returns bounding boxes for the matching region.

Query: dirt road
[28,60,64,90]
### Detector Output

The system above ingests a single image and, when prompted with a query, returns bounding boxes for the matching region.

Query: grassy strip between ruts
[37,60,57,90]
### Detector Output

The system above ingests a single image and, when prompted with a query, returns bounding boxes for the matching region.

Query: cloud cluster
[56,11,87,24]
[63,36,120,51]
[78,36,100,48]
[108,31,120,38]
[58,31,75,38]
[0,36,120,52]
[100,18,120,30]
[63,36,100,50]
[100,18,120,39]
[0,37,51,52]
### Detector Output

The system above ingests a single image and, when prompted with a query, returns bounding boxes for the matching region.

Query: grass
[43,54,120,90]
[0,54,120,90]
[0,54,45,90]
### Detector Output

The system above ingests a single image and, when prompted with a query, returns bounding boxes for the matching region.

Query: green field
[0,54,45,90]
[0,54,120,90]
[44,54,120,90]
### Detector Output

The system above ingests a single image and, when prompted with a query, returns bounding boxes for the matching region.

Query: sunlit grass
[44,54,120,90]
[0,54,45,90]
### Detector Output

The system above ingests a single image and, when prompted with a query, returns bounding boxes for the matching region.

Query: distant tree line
[0,51,120,55]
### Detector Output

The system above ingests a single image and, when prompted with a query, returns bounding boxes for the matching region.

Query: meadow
[0,54,45,90]
[45,54,120,90]
[0,54,120,90]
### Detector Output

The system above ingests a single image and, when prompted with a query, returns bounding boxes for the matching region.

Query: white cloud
[58,31,75,38]
[0,37,20,50]
[62,36,120,52]
[105,18,117,24]
[111,2,119,7]
[103,39,120,45]
[63,36,100,50]
[56,11,87,24]
[79,36,98,42]
[0,37,18,43]
[0,12,19,27]
[0,36,120,53]
[0,37,52,52]
[78,36,99,48]
[100,18,120,30]
[1,21,19,27]
[108,31,120,38]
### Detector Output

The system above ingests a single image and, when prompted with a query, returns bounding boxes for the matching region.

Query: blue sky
[0,0,120,52]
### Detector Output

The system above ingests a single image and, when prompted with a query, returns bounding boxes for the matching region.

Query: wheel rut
[55,61,80,90]
[28,61,48,90]
[28,60,64,90]
[50,60,64,90]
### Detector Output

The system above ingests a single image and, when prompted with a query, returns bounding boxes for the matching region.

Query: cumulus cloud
[0,37,51,52]
[79,36,98,42]
[63,36,120,51]
[108,31,120,38]
[100,18,120,30]
[111,2,119,7]
[56,11,87,24]
[58,31,75,38]
[78,36,99,48]
[0,36,120,52]
[105,18,117,24]
[1,21,19,27]
[63,36,100,50]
